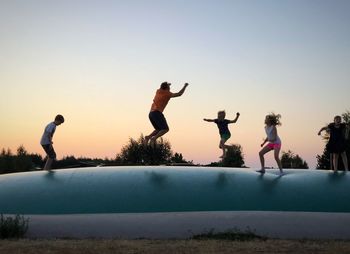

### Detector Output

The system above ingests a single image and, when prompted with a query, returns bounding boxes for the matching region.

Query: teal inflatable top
[0,166,349,215]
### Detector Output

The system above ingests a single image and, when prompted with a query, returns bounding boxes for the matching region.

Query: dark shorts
[149,111,169,131]
[220,133,231,141]
[42,144,56,159]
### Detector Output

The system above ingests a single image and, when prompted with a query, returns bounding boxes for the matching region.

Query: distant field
[1,239,350,254]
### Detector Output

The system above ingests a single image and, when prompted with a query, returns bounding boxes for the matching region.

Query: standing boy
[145,82,189,145]
[40,114,65,170]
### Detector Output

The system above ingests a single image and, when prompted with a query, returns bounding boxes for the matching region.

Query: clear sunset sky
[1,0,349,168]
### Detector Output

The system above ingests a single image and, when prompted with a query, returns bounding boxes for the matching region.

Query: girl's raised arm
[318,126,328,136]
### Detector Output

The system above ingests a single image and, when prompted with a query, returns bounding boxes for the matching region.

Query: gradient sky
[1,0,349,168]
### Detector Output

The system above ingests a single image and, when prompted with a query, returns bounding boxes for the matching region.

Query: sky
[0,0,349,168]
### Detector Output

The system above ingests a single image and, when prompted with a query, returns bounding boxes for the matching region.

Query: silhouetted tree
[14,145,32,172]
[116,135,173,165]
[316,148,331,170]
[0,148,14,174]
[222,144,245,167]
[281,150,308,169]
[171,153,186,163]
[29,153,44,169]
[208,144,245,168]
[53,156,109,168]
[316,110,350,170]
[0,146,43,173]
[54,156,80,169]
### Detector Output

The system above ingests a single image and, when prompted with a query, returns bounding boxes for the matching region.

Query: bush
[281,150,309,169]
[14,145,33,172]
[191,228,266,241]
[0,214,29,239]
[0,148,14,174]
[221,144,245,167]
[208,144,245,168]
[116,135,173,165]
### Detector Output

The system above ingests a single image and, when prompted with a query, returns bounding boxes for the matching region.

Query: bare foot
[256,169,266,174]
[149,137,157,147]
[144,136,150,145]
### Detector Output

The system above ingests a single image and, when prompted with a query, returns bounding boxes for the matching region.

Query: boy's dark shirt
[214,119,230,135]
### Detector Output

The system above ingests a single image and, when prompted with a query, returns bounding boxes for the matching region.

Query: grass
[1,239,350,254]
[191,228,267,241]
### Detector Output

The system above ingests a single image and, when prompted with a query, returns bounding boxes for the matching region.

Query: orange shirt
[150,89,173,112]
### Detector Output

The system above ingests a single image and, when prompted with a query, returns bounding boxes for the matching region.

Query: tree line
[0,135,190,174]
[11,107,350,174]
[4,108,350,174]
[0,133,315,175]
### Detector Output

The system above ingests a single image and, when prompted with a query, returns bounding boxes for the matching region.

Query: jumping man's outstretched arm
[171,83,189,98]
[203,118,215,122]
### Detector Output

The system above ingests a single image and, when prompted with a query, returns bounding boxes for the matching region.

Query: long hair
[266,113,281,126]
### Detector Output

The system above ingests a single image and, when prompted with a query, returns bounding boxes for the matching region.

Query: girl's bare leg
[333,153,339,172]
[341,152,348,171]
[274,147,283,173]
[258,146,273,173]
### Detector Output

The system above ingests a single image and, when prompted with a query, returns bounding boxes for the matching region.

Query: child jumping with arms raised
[257,113,283,174]
[203,111,240,158]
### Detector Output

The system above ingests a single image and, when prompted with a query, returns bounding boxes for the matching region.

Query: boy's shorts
[149,111,169,130]
[42,144,56,159]
[220,133,231,141]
